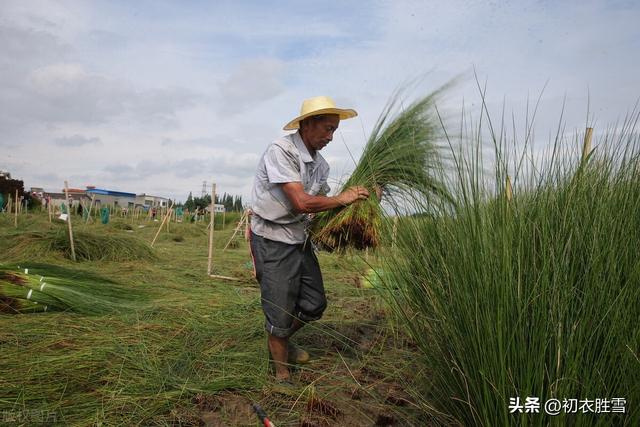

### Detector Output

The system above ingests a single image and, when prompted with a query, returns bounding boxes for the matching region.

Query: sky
[1,0,638,202]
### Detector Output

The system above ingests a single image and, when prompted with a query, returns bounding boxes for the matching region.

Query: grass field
[0,212,422,426]
[2,107,639,427]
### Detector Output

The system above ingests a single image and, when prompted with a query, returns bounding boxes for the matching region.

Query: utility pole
[207,182,216,276]
[63,181,77,261]
[201,180,207,198]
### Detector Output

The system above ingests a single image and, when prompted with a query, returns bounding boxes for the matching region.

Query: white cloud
[0,0,638,203]
[54,134,101,147]
[217,58,286,116]
[1,60,200,132]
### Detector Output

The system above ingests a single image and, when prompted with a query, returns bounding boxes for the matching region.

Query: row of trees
[182,192,243,212]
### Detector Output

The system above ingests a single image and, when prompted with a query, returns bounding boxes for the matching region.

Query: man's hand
[373,185,382,199]
[281,183,369,213]
[335,186,370,206]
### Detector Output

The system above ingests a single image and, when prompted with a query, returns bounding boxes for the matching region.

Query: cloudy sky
[1,0,638,202]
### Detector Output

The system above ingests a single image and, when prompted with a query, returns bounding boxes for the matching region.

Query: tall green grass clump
[2,229,156,262]
[381,109,640,425]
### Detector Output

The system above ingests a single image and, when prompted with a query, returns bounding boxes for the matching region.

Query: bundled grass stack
[380,116,640,424]
[0,266,146,314]
[2,229,156,262]
[311,85,452,250]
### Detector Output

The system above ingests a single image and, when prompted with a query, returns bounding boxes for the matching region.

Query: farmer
[250,96,370,382]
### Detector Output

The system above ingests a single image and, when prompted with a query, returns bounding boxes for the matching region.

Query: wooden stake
[207,183,216,275]
[85,195,95,223]
[505,175,513,202]
[150,200,175,247]
[244,209,251,241]
[63,181,77,261]
[582,127,594,163]
[209,274,243,282]
[48,197,52,223]
[223,209,247,251]
[14,190,18,227]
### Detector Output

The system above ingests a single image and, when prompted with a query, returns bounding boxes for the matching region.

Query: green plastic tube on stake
[100,207,110,224]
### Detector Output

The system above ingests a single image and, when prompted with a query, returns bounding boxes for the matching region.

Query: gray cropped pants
[250,232,327,338]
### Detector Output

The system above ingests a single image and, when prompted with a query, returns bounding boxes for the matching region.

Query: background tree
[183,192,194,211]
[183,191,243,212]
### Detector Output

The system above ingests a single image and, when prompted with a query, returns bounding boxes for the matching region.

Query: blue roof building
[85,187,137,208]
[86,188,136,198]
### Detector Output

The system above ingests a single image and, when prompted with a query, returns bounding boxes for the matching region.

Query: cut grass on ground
[0,213,423,426]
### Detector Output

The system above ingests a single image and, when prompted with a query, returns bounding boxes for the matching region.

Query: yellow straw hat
[283,96,357,130]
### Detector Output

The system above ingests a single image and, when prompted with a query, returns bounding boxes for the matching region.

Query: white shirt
[251,132,331,244]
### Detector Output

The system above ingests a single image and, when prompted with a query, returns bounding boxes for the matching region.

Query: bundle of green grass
[311,85,452,251]
[0,265,147,314]
[3,229,156,262]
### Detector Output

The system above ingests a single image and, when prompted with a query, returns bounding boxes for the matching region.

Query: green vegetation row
[379,112,640,425]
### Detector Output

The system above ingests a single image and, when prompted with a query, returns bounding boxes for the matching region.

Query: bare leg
[268,334,290,380]
[269,319,308,379]
[290,318,305,336]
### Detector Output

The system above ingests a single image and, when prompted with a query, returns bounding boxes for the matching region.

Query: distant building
[30,187,44,197]
[67,188,87,197]
[6,179,171,211]
[205,204,226,213]
[85,188,136,208]
[42,188,90,209]
[135,193,170,209]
